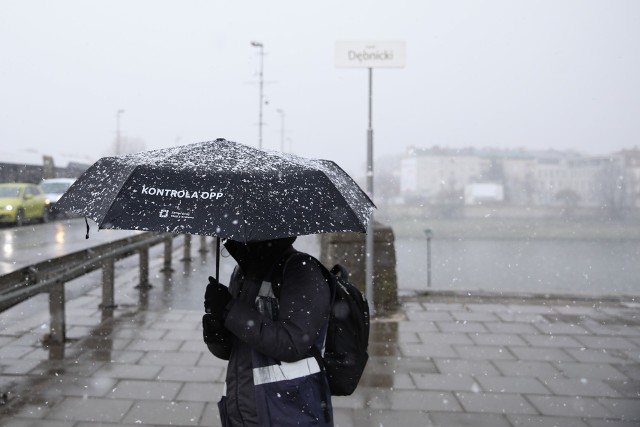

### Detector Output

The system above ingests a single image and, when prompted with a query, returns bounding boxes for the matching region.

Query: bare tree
[555,189,580,217]
[595,158,625,220]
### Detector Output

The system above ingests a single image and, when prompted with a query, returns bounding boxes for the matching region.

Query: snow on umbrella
[57,138,374,240]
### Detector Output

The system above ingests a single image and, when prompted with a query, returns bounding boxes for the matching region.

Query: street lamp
[276,108,285,152]
[424,228,433,288]
[116,109,125,155]
[250,41,264,149]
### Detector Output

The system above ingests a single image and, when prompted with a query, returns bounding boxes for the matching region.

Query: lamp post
[276,108,285,152]
[250,41,264,149]
[425,228,433,288]
[365,68,374,311]
[116,109,125,155]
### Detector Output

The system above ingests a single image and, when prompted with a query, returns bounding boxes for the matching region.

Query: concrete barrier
[319,222,398,312]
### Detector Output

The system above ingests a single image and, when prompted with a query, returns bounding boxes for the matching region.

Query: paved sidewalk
[1,246,639,426]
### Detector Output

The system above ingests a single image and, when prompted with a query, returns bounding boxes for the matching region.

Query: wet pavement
[1,236,639,426]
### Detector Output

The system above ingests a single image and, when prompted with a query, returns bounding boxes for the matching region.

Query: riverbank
[377,215,640,240]
[412,288,639,304]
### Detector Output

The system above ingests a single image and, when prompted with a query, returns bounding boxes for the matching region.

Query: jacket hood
[224,237,297,279]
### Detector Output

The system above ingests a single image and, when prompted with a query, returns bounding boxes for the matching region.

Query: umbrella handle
[215,237,221,283]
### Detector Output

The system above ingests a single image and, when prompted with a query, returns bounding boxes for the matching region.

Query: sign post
[335,41,405,314]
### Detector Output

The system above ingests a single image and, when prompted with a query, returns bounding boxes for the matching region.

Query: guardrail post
[101,259,117,309]
[48,281,66,354]
[137,247,151,290]
[162,234,173,273]
[182,234,192,261]
[199,235,208,253]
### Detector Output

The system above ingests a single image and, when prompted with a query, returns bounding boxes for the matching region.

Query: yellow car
[0,183,50,226]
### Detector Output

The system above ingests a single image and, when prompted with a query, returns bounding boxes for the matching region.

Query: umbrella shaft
[215,237,221,283]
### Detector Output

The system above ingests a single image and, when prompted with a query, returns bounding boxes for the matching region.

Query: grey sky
[1,0,639,177]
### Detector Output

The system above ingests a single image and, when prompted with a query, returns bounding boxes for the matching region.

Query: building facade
[400,146,639,212]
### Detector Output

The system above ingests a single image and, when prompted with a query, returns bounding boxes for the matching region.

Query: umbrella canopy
[57,138,374,242]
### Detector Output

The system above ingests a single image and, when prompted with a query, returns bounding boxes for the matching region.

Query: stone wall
[319,222,398,312]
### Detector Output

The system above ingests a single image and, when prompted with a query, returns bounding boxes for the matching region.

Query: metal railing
[0,232,177,355]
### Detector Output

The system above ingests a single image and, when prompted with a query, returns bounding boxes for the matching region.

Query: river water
[394,237,640,297]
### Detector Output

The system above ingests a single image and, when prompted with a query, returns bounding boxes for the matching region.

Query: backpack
[272,252,370,396]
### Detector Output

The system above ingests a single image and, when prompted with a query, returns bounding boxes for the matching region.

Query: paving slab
[455,391,538,415]
[429,411,513,427]
[410,372,479,392]
[507,414,591,427]
[475,375,550,394]
[526,395,614,418]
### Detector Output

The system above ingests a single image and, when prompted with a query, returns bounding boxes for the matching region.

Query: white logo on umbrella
[141,184,223,200]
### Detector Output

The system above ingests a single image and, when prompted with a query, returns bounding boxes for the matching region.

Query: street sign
[335,40,405,315]
[335,41,406,68]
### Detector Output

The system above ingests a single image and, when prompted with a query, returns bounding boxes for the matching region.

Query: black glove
[204,276,232,320]
[202,313,231,344]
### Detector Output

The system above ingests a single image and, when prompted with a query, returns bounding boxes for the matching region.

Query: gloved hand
[204,276,232,320]
[202,313,231,344]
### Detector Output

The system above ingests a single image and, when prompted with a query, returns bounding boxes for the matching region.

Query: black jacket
[207,243,332,426]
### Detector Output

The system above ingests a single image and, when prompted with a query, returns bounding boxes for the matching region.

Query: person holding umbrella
[202,237,334,427]
[54,138,374,425]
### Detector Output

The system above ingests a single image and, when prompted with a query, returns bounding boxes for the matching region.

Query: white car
[40,178,76,218]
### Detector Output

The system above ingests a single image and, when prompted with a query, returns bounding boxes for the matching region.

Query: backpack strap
[331,264,349,280]
[269,251,302,299]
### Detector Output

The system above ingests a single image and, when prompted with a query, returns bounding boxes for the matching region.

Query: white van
[40,178,76,218]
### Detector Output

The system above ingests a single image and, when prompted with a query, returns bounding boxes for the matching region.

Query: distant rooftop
[405,146,592,160]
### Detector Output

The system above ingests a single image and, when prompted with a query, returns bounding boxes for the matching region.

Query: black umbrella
[57,138,375,278]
